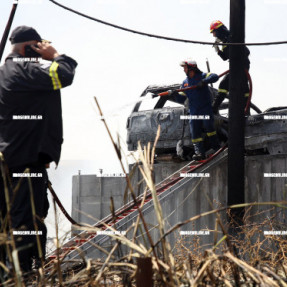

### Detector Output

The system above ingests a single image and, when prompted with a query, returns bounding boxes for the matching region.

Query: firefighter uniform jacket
[218,43,250,69]
[175,72,219,146]
[180,72,219,115]
[0,53,77,168]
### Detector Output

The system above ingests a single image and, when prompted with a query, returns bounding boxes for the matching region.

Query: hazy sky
[1,0,287,238]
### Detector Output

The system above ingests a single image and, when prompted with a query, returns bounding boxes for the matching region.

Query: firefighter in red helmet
[210,20,250,114]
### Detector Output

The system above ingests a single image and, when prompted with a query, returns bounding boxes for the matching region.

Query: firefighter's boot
[208,133,220,153]
[192,141,206,161]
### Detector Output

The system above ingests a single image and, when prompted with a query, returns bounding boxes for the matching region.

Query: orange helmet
[210,20,223,33]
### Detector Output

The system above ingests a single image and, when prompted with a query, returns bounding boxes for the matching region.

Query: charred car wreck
[126,84,287,160]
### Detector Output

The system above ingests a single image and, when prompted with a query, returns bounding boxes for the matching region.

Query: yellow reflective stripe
[244,93,250,97]
[49,62,62,90]
[206,72,211,78]
[217,23,223,29]
[222,45,227,51]
[207,131,217,137]
[210,22,223,33]
[179,92,186,96]
[218,89,228,94]
[192,138,203,143]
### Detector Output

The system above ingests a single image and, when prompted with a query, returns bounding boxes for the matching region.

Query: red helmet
[210,20,223,33]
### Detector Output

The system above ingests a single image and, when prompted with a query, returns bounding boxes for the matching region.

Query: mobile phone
[24,45,41,58]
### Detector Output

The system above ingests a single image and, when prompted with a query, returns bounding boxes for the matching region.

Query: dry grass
[2,207,284,287]
[1,97,287,286]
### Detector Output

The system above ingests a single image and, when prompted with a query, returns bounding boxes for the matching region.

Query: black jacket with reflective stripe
[0,53,77,168]
[218,43,250,69]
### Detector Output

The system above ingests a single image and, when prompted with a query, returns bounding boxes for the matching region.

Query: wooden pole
[228,0,246,223]
[0,2,18,63]
[136,257,153,287]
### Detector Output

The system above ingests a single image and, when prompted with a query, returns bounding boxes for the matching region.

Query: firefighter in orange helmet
[210,20,250,114]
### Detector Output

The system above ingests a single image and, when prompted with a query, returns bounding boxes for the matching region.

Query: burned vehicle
[126,84,228,160]
[126,84,287,160]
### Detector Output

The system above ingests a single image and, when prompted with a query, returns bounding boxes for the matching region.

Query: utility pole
[0,2,18,63]
[228,0,246,224]
[99,169,103,219]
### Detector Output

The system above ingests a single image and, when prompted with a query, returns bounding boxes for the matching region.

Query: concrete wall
[70,152,287,259]
[71,161,187,226]
[245,154,287,224]
[72,176,126,226]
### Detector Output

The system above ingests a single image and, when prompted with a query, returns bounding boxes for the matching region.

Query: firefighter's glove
[213,44,220,53]
[152,93,159,98]
[196,81,205,89]
[213,38,221,53]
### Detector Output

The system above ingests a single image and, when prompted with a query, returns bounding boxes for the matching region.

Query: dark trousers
[214,71,250,113]
[189,112,217,141]
[189,107,220,154]
[218,72,250,96]
[0,164,49,273]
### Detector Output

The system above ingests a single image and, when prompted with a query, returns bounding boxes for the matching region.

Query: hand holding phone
[24,45,42,58]
[31,42,60,61]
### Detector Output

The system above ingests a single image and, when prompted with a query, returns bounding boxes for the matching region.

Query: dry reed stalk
[205,263,217,285]
[220,266,233,287]
[130,186,150,254]
[191,259,212,286]
[26,169,45,270]
[262,266,287,287]
[153,200,287,248]
[225,252,279,286]
[93,243,119,286]
[94,97,163,280]
[41,193,287,286]
[137,127,180,286]
[52,196,63,286]
[0,152,21,286]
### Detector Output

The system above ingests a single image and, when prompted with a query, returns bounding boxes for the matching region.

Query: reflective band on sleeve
[49,62,62,90]
[218,89,228,94]
[206,73,211,78]
[207,131,217,137]
[192,137,203,143]
[244,93,250,97]
[179,92,186,96]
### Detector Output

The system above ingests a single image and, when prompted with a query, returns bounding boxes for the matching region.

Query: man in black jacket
[0,26,77,275]
[210,20,250,114]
